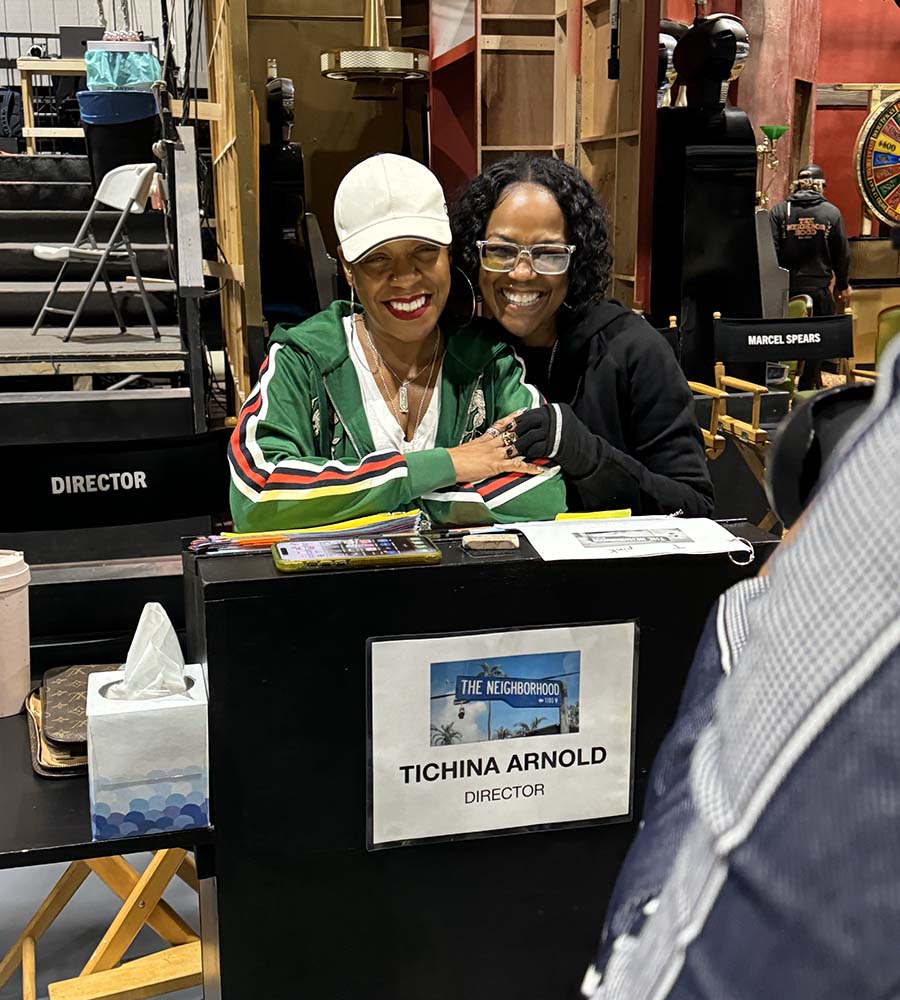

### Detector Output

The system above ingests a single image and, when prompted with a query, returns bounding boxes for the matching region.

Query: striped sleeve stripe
[421,463,560,508]
[480,464,560,509]
[262,453,406,492]
[509,346,542,409]
[254,463,410,504]
[228,349,278,493]
[547,404,563,459]
[474,458,553,500]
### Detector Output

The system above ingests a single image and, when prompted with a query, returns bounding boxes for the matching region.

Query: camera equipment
[765,382,875,528]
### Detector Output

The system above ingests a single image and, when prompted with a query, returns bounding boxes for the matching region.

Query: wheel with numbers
[856,92,900,227]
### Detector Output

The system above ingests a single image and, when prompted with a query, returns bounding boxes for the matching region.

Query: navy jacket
[583,339,900,1000]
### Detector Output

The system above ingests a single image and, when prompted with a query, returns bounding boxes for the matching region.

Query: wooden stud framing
[205,0,265,404]
[477,0,573,169]
[578,0,648,308]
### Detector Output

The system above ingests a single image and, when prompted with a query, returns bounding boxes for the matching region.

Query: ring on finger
[501,430,516,447]
[506,445,516,458]
[487,427,500,438]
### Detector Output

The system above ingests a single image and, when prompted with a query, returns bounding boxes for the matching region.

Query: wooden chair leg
[22,937,35,1000]
[86,856,198,945]
[49,941,202,1000]
[732,440,780,532]
[80,850,188,977]
[759,510,780,533]
[175,854,199,894]
[0,861,91,989]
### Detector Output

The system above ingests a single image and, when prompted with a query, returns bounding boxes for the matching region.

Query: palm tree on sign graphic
[515,716,547,737]
[494,726,513,740]
[478,662,506,740]
[431,722,463,746]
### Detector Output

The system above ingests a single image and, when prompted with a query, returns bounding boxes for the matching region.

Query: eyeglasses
[476,240,576,275]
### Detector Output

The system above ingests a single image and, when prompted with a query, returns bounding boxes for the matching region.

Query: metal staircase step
[0,242,171,280]
[0,209,166,243]
[0,180,95,211]
[0,279,177,326]
[0,154,92,183]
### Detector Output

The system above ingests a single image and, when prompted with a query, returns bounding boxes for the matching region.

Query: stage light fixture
[321,0,430,101]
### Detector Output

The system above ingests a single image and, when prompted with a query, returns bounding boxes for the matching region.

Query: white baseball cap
[334,153,452,263]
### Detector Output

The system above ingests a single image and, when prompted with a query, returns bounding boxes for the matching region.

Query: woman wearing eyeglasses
[451,157,713,517]
[228,154,566,532]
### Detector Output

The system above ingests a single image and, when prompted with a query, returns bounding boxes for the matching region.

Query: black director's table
[184,523,776,1000]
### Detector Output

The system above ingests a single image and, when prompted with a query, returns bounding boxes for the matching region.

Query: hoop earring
[453,266,477,327]
[349,282,356,313]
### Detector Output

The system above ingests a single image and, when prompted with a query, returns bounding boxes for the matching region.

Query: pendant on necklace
[398,382,410,414]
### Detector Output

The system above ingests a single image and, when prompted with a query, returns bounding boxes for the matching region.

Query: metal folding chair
[31,163,160,343]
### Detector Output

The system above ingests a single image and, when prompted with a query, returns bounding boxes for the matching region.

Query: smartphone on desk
[272,534,442,572]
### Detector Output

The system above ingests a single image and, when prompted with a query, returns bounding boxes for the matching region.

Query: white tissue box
[87,664,209,842]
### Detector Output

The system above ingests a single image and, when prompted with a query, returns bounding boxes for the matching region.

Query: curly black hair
[449,156,613,311]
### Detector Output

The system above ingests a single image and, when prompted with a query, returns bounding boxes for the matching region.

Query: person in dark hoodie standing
[771,163,852,390]
[450,156,714,517]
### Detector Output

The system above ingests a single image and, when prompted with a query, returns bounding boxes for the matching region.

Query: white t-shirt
[343,316,442,455]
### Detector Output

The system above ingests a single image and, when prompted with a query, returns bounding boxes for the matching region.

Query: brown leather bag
[26,664,120,778]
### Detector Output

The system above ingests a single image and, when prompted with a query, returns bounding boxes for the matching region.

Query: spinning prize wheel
[856,92,900,226]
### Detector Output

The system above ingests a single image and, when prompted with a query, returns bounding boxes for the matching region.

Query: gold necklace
[355,315,442,439]
[358,314,439,414]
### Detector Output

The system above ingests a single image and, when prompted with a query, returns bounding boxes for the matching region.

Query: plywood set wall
[206,0,263,404]
[470,0,655,308]
[576,0,660,308]
[246,0,405,251]
[479,0,571,168]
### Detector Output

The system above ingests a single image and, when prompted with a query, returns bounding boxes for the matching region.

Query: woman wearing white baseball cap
[229,153,565,531]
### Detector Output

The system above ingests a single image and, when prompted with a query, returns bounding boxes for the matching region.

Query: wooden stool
[0,850,201,1000]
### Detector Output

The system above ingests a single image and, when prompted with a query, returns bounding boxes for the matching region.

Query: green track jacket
[228,302,566,531]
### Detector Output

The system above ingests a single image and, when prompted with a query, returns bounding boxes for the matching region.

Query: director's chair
[0,850,201,1000]
[690,309,873,531]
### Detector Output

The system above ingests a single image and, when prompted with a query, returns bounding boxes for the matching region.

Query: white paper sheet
[504,517,753,563]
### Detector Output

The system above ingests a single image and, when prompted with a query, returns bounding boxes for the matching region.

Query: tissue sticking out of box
[105,602,188,700]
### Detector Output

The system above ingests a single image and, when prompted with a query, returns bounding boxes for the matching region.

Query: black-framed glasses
[476,240,576,275]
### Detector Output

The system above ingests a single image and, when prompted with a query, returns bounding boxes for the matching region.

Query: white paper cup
[0,551,31,718]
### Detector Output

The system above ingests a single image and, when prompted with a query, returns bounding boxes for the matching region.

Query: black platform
[185,524,777,1000]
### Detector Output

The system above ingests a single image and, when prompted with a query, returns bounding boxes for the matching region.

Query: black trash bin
[77,91,159,191]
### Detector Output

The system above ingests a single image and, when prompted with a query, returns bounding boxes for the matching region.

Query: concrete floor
[0,855,202,1000]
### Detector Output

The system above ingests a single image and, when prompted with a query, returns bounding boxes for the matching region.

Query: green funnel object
[761,125,789,142]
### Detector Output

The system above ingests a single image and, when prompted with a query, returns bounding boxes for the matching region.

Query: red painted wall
[818,0,899,81]
[663,0,740,24]
[815,0,900,236]
[430,54,478,202]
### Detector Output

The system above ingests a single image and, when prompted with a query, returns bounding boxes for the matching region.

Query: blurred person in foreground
[581,339,900,1000]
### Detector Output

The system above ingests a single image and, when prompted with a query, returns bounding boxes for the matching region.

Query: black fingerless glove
[515,403,601,479]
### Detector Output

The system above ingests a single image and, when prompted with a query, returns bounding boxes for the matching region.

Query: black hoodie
[770,190,851,292]
[511,300,714,517]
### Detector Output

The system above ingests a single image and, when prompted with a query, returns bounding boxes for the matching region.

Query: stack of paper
[190,509,426,554]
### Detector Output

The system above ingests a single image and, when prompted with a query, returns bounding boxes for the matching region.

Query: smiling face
[343,239,451,345]
[478,182,570,347]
